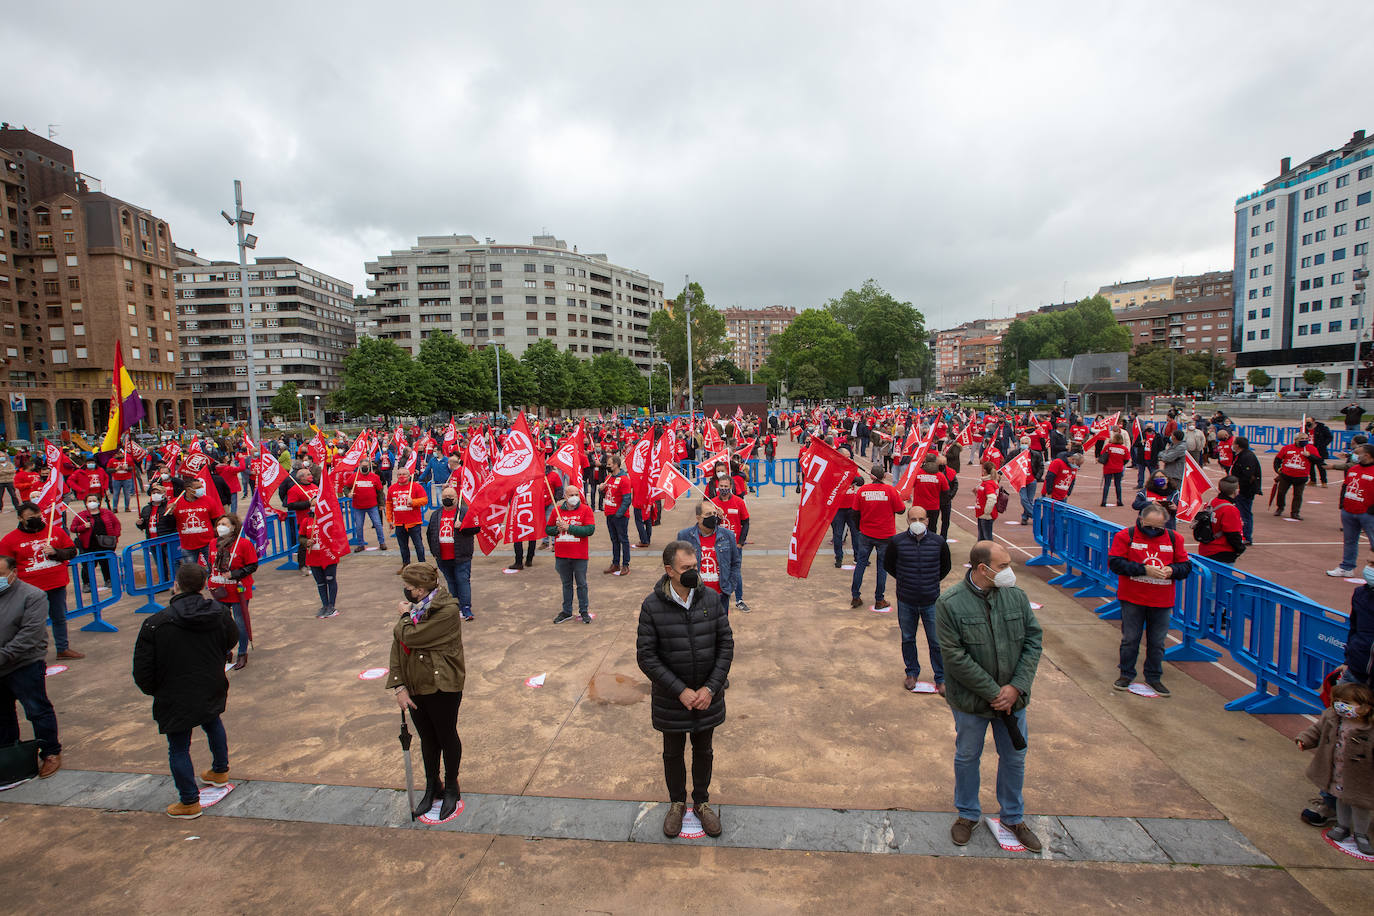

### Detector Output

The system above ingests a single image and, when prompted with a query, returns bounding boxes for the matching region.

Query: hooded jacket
[636,574,733,732]
[0,578,48,679]
[132,591,238,733]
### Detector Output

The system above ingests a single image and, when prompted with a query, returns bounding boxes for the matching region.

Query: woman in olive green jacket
[387,561,466,820]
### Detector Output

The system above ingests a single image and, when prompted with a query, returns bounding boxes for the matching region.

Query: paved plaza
[2,436,1370,913]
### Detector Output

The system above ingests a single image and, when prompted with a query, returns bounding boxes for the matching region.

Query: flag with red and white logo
[787,438,861,578]
[461,413,545,554]
[999,448,1033,492]
[1175,453,1215,522]
[442,419,459,456]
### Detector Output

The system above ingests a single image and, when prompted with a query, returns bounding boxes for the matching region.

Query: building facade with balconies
[361,234,662,372]
[175,251,354,420]
[723,305,796,372]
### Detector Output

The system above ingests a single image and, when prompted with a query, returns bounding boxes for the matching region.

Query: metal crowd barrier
[1028,496,1348,715]
[120,535,181,615]
[67,551,122,632]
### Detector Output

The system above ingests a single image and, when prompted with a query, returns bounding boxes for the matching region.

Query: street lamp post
[221,180,262,444]
[494,343,503,417]
[314,395,320,426]
[1350,263,1370,396]
[684,275,695,421]
[296,393,303,426]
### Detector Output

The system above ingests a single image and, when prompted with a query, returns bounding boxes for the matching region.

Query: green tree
[824,280,931,394]
[1303,368,1327,388]
[766,309,858,396]
[649,365,672,411]
[648,282,731,384]
[789,363,827,400]
[416,331,487,414]
[269,381,301,422]
[561,351,602,410]
[998,296,1132,381]
[333,337,428,421]
[1128,345,1231,393]
[589,352,641,408]
[521,339,575,410]
[476,345,538,411]
[1247,368,1273,390]
[958,372,1007,401]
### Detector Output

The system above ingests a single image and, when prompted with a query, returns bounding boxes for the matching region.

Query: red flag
[628,430,654,507]
[335,431,369,473]
[311,465,351,561]
[401,447,419,476]
[549,419,585,481]
[1131,416,1143,445]
[999,449,1032,491]
[442,419,459,456]
[897,422,937,497]
[188,438,204,457]
[696,449,731,478]
[1175,453,1214,522]
[734,437,757,461]
[657,458,693,511]
[258,443,284,494]
[460,413,545,553]
[787,438,861,578]
[956,421,973,450]
[501,475,545,545]
[123,434,148,462]
[458,432,490,506]
[182,452,225,518]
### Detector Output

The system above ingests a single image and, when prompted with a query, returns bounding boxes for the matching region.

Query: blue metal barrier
[261,514,297,565]
[1161,560,1219,663]
[120,535,180,615]
[67,552,122,632]
[1224,583,1346,714]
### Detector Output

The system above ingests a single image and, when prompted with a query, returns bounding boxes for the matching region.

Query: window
[1303,233,1313,245]
[491,296,503,305]
[131,347,140,359]
[1247,309,1257,320]
[543,264,554,273]
[1333,272,1345,285]
[1330,321,1342,333]
[489,263,501,272]
[1250,246,1260,258]
[1334,223,1348,237]
[1333,248,1346,261]
[1310,323,1321,334]
[1359,191,1373,206]
[1247,330,1256,341]
[1251,204,1261,215]
[1331,296,1344,309]
[1265,220,1274,232]
[1301,279,1311,291]
[1267,199,1276,210]
[1261,307,1271,318]
[73,324,84,336]
[1298,325,1308,336]
[1261,329,1270,339]
[1299,302,1309,313]
[1317,206,1328,218]
[1318,181,1329,195]
[1303,210,1314,222]
[1264,242,1274,253]
[1262,286,1272,297]
[1315,253,1326,265]
[1336,199,1349,212]
[1251,225,1261,236]
[1316,229,1327,241]
[51,348,68,363]
[1304,188,1315,200]
[1301,257,1311,268]
[1360,166,1373,180]
[1247,289,1258,300]
[1358,218,1371,231]
[1263,264,1273,275]
[527,327,538,336]
[1337,174,1350,188]
[523,263,536,272]
[524,280,536,288]
[1249,268,1259,279]
[1358,243,1370,256]
[49,326,65,341]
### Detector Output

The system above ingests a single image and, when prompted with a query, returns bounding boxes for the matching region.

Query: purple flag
[241,485,270,556]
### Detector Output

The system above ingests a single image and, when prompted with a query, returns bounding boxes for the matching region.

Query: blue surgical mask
[1363,566,1374,588]
[0,576,8,594]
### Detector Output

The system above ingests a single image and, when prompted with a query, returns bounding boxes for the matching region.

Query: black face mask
[1139,524,1165,539]
[441,498,456,507]
[679,569,701,589]
[401,588,413,602]
[701,515,720,532]
[20,517,43,534]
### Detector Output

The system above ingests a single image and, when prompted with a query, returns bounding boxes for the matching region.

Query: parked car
[1310,388,1338,399]
[1257,391,1279,401]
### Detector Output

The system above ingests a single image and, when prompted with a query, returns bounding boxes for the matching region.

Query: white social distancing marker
[677,807,707,839]
[1029,602,1043,610]
[908,681,937,694]
[358,668,388,681]
[1324,829,1374,862]
[525,673,547,688]
[1345,578,1365,585]
[986,817,1027,852]
[841,564,855,570]
[198,784,234,807]
[45,665,68,677]
[1128,683,1161,698]
[870,605,892,614]
[418,798,465,825]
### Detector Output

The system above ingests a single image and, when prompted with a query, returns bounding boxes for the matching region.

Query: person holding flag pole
[210,513,259,670]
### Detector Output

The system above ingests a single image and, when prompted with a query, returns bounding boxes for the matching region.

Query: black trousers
[662,727,714,805]
[512,540,535,566]
[926,507,943,539]
[411,690,463,791]
[1274,476,1306,515]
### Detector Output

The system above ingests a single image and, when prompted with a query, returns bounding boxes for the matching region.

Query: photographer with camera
[935,540,1043,852]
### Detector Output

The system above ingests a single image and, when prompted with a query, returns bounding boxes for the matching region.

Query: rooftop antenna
[47,124,60,139]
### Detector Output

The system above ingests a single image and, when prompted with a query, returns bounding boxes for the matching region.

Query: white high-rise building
[361,234,663,372]
[1233,129,1374,393]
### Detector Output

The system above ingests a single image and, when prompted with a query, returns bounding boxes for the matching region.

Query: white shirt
[668,584,694,609]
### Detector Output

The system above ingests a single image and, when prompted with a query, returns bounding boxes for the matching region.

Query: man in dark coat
[636,540,734,839]
[133,562,238,820]
[1229,436,1263,545]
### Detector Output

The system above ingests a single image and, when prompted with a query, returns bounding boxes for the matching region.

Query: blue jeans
[230,599,249,656]
[897,600,943,682]
[1119,600,1171,681]
[734,552,745,602]
[1101,473,1123,505]
[607,514,631,566]
[0,659,61,759]
[1235,494,1255,542]
[180,543,211,569]
[952,707,1027,824]
[1340,509,1374,570]
[395,525,424,565]
[352,505,387,548]
[167,715,228,804]
[45,587,69,653]
[110,477,136,511]
[555,556,589,616]
[851,532,888,602]
[1019,483,1037,522]
[311,563,339,610]
[633,507,652,545]
[437,558,471,612]
[976,518,994,541]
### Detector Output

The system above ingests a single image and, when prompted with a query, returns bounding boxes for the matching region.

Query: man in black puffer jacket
[133,562,238,820]
[637,540,734,840]
[883,505,953,694]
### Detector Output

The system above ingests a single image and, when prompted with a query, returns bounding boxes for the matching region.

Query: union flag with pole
[99,341,147,453]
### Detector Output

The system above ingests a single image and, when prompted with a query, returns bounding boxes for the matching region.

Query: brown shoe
[603,564,620,575]
[663,801,686,837]
[166,800,203,819]
[694,802,722,837]
[1006,820,1042,853]
[38,754,62,779]
[56,649,85,660]
[200,768,229,787]
[634,542,650,549]
[874,599,890,610]
[951,816,977,846]
[903,675,917,691]
[850,597,863,608]
[231,654,247,671]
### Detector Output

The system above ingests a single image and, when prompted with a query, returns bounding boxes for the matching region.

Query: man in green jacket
[935,540,1043,852]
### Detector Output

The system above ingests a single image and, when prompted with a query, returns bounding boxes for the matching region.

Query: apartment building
[0,126,191,441]
[175,251,355,420]
[1233,129,1374,391]
[932,319,1008,389]
[361,234,662,372]
[723,305,796,371]
[1114,295,1234,366]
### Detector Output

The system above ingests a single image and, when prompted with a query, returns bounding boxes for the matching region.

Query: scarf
[408,587,437,625]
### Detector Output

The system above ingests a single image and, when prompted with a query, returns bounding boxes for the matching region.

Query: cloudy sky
[9,1,1371,331]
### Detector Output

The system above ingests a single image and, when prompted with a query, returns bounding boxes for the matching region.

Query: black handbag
[0,739,39,786]
[94,534,117,551]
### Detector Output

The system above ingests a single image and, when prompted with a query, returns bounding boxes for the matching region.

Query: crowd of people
[0,402,1370,853]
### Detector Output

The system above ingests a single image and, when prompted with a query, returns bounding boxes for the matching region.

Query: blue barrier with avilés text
[120,534,181,615]
[67,551,122,632]
[1028,496,1347,715]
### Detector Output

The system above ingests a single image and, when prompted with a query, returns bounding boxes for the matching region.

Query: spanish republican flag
[100,341,146,452]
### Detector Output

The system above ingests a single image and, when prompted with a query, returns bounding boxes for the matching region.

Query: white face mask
[150,493,165,503]
[909,521,927,536]
[716,470,727,478]
[987,565,1017,589]
[565,496,581,508]
[86,500,100,510]
[216,524,232,537]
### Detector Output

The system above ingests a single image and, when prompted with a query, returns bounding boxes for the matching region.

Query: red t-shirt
[1042,458,1076,500]
[0,525,75,592]
[1215,440,1234,468]
[1101,443,1129,475]
[854,482,906,538]
[910,471,949,512]
[975,478,1000,520]
[217,463,244,494]
[387,481,426,527]
[71,468,109,498]
[1340,464,1374,514]
[172,495,218,549]
[287,483,319,527]
[982,446,1003,469]
[300,517,339,567]
[1110,525,1187,607]
[551,503,595,559]
[349,473,383,510]
[209,537,259,602]
[1198,498,1244,557]
[1276,444,1318,478]
[697,532,722,592]
[108,458,134,481]
[710,492,750,540]
[14,471,39,502]
[602,474,630,515]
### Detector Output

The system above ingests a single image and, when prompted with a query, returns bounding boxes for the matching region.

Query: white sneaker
[1327,568,1355,577]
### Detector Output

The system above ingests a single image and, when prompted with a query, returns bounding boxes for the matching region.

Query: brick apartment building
[0,126,191,442]
[723,305,796,372]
